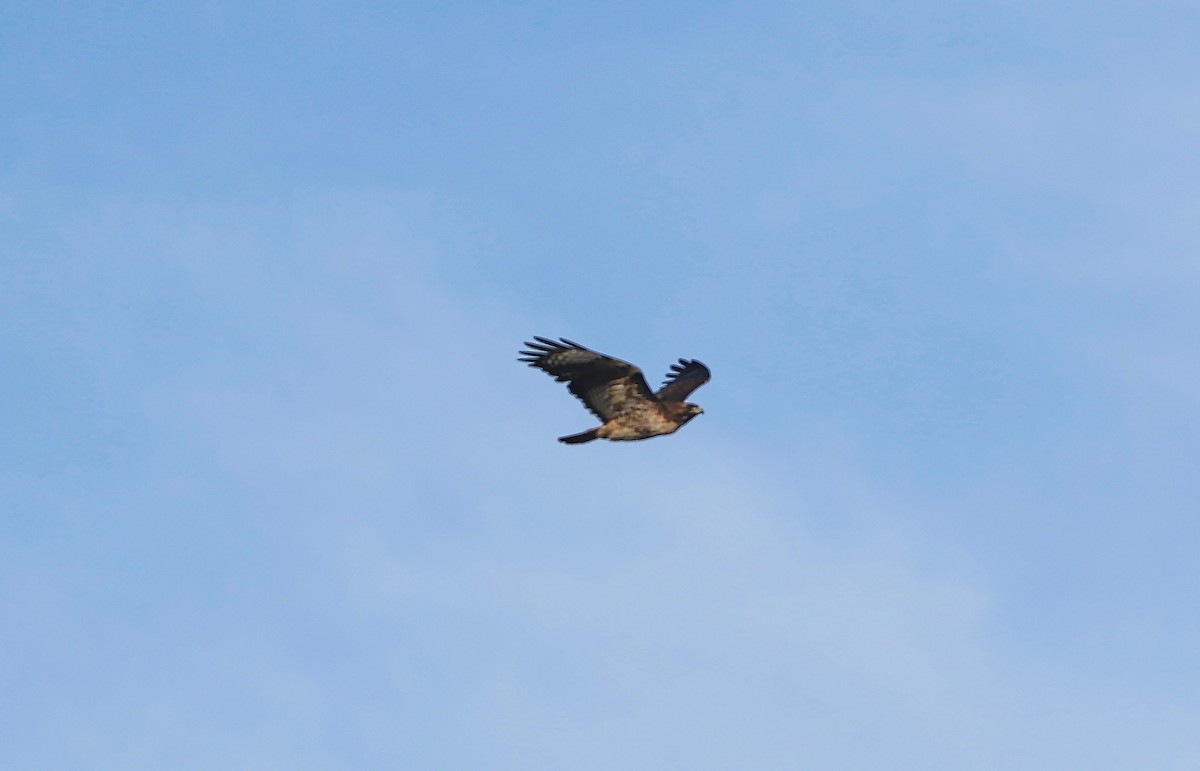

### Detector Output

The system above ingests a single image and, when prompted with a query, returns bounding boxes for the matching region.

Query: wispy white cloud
[6,4,1200,767]
[2,193,1179,769]
[5,90,1200,762]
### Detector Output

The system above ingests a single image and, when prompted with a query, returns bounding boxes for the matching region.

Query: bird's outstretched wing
[519,337,657,421]
[655,359,711,402]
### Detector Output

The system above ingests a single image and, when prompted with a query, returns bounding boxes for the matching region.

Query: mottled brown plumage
[518,337,710,444]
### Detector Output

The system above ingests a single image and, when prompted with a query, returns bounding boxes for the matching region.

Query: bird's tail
[558,428,599,444]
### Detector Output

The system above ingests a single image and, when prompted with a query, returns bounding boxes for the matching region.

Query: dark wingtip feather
[523,336,588,354]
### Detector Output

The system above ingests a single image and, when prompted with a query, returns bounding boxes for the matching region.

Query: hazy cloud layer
[4,4,1199,768]
[4,193,1197,769]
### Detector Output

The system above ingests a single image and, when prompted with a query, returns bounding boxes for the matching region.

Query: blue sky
[3,2,1199,768]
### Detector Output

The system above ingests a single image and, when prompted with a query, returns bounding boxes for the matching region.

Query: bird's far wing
[519,337,656,421]
[655,359,711,402]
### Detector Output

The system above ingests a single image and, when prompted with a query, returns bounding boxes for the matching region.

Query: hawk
[519,336,710,444]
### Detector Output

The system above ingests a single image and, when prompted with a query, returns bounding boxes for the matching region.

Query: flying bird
[519,337,710,444]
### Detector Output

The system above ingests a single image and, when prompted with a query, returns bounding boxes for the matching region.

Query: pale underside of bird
[518,336,711,444]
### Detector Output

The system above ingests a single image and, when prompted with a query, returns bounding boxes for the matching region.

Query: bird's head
[681,403,704,424]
